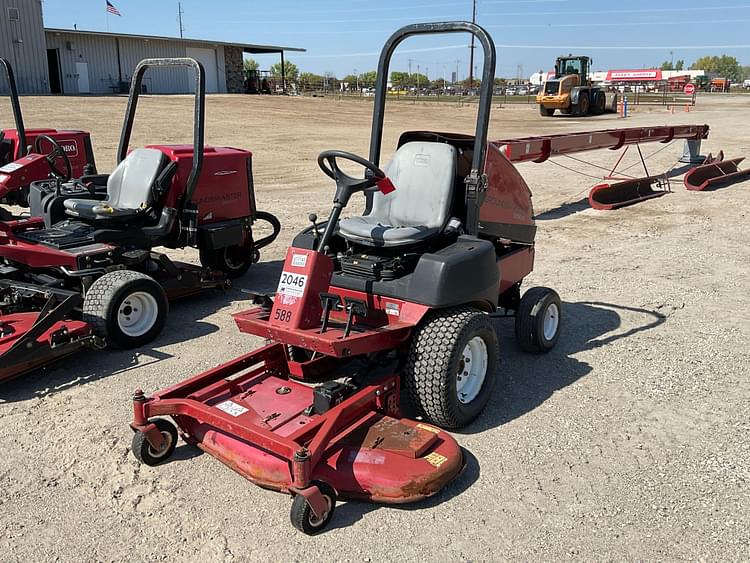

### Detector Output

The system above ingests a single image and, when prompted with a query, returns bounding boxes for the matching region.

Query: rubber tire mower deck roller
[129,23,561,535]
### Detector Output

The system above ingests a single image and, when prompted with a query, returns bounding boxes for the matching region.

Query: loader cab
[554,55,591,87]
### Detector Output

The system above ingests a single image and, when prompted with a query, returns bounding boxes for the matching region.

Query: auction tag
[277,271,307,298]
[0,162,22,173]
[291,253,308,268]
[216,400,248,417]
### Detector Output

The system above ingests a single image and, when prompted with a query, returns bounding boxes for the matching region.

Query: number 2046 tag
[277,271,308,297]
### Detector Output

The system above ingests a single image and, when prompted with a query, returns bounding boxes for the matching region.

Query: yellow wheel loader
[536,55,618,117]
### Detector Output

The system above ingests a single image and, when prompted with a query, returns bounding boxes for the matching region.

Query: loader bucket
[588,175,671,210]
[683,157,750,191]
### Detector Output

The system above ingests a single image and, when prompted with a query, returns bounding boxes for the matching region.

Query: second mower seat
[63,148,168,222]
[338,141,457,247]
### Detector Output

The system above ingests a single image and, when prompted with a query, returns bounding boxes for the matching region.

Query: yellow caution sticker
[424,452,448,468]
[416,423,440,434]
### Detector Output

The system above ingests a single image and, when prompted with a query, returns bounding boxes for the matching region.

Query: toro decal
[56,139,79,157]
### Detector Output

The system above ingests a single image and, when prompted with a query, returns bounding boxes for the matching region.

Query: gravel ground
[0,93,748,561]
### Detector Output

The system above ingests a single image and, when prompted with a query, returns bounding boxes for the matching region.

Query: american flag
[106,1,122,16]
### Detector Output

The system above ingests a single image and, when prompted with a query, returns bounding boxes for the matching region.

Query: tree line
[245,54,749,89]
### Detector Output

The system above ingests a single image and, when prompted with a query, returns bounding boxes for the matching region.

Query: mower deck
[131,343,463,503]
[0,285,94,384]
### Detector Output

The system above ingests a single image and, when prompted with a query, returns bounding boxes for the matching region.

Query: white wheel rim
[543,303,560,341]
[456,336,488,405]
[308,496,332,528]
[148,430,173,458]
[117,291,159,337]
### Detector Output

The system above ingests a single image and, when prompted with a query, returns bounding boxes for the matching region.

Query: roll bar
[368,22,496,235]
[0,58,27,158]
[117,58,205,209]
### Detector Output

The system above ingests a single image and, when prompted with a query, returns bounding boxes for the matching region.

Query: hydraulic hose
[252,210,281,251]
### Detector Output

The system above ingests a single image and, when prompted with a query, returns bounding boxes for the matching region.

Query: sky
[41,0,750,80]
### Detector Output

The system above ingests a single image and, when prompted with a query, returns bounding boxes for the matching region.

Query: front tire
[515,287,562,354]
[83,270,168,349]
[131,418,178,466]
[290,481,336,535]
[539,105,555,117]
[403,306,500,429]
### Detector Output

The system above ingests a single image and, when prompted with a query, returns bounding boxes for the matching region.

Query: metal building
[0,0,48,93]
[1,0,304,95]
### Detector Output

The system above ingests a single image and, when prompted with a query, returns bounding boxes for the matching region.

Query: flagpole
[106,9,110,32]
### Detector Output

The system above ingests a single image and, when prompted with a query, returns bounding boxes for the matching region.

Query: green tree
[298,72,325,90]
[269,60,299,81]
[691,55,743,80]
[390,71,409,87]
[742,65,750,80]
[360,70,377,86]
[342,74,359,89]
[243,58,259,72]
[661,59,685,71]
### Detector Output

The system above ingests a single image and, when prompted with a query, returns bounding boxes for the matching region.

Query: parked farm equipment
[129,21,566,535]
[0,58,280,384]
[1,58,97,212]
[684,157,750,191]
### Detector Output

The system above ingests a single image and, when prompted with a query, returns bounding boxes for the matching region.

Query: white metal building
[1,0,304,95]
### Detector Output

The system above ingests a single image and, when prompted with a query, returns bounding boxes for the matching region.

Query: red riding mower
[0,58,279,383]
[1,57,97,215]
[129,23,560,534]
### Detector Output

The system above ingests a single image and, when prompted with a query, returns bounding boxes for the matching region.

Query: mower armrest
[142,207,178,239]
[79,174,109,186]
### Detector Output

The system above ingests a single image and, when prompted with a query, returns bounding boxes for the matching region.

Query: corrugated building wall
[0,0,49,94]
[45,31,228,94]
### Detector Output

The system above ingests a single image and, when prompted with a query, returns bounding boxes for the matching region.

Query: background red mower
[1,57,97,213]
[129,21,560,534]
[0,58,280,384]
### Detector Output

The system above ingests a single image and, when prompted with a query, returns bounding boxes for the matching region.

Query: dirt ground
[1,93,748,562]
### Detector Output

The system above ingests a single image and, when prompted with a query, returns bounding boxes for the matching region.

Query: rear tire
[593,92,606,115]
[514,287,562,354]
[83,270,168,349]
[199,241,256,278]
[576,92,590,116]
[539,106,555,117]
[403,306,500,429]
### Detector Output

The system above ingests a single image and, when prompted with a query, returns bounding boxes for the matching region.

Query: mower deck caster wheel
[290,481,337,535]
[132,418,178,466]
[515,287,562,354]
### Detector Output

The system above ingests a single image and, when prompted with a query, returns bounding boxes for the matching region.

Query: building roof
[44,27,305,54]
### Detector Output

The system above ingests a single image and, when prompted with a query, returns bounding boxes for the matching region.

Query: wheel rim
[456,336,488,404]
[147,430,173,459]
[224,246,249,271]
[117,291,159,337]
[543,303,560,341]
[308,496,332,528]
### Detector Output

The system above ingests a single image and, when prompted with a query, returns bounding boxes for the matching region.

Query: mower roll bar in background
[369,21,496,235]
[117,58,205,210]
[0,58,27,158]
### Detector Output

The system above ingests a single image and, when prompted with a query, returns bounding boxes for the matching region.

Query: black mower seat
[338,141,457,247]
[64,148,167,221]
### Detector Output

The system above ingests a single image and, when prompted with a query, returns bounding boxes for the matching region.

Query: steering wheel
[317,150,386,204]
[34,135,72,181]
